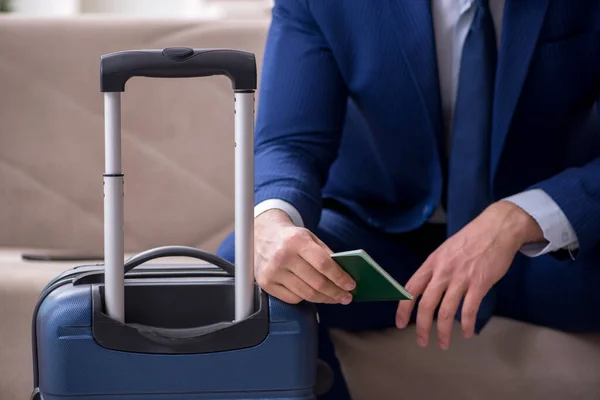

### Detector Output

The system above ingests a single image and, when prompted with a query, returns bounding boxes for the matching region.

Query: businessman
[218,0,600,398]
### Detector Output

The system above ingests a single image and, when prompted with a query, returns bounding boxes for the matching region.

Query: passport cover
[331,249,413,302]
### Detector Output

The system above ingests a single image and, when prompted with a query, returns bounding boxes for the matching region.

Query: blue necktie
[447,0,497,236]
[446,0,498,333]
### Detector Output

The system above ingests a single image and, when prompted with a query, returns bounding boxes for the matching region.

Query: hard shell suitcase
[31,47,320,400]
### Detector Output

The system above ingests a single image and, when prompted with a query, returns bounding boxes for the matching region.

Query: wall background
[6,0,273,19]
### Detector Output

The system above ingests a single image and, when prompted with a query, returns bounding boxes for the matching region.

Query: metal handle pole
[103,92,125,324]
[234,91,255,322]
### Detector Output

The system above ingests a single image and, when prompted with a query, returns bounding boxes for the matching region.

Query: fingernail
[417,336,426,347]
[439,341,448,350]
[345,282,356,291]
[341,295,352,305]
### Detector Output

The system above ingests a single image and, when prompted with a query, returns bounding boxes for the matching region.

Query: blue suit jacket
[253,0,600,327]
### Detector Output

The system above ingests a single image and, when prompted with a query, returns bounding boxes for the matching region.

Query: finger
[280,270,339,304]
[265,283,303,304]
[436,280,468,350]
[415,277,448,348]
[461,285,487,339]
[395,268,433,328]
[298,242,356,292]
[288,255,353,304]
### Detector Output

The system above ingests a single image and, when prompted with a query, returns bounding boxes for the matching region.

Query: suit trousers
[217,201,600,399]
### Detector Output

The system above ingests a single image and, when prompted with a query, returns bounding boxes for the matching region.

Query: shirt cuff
[503,189,579,257]
[254,199,305,227]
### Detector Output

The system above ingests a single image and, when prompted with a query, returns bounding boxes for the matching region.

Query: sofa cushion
[0,16,269,253]
[331,320,600,399]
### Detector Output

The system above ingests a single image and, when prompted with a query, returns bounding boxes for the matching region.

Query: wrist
[495,201,545,247]
[256,208,295,227]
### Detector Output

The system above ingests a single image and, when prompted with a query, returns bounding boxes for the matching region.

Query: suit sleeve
[253,0,348,232]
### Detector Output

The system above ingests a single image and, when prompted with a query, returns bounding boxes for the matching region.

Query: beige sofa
[1,15,600,400]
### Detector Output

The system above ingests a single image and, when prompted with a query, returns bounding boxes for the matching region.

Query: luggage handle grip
[100,47,257,92]
[123,246,234,276]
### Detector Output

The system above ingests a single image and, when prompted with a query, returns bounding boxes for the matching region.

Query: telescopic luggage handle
[100,47,256,324]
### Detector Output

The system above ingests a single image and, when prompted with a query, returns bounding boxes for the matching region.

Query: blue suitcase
[30,48,322,400]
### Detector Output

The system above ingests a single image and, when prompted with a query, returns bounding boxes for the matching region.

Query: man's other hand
[395,201,544,350]
[254,209,356,305]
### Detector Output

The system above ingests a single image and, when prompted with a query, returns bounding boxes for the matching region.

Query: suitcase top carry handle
[101,48,256,325]
[100,47,257,92]
[123,246,235,276]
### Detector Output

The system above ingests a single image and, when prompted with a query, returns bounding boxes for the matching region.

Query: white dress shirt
[255,0,579,257]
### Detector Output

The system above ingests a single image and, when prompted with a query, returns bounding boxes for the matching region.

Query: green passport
[331,249,413,302]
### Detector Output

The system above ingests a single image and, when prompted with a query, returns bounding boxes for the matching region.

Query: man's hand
[395,201,544,350]
[254,209,356,305]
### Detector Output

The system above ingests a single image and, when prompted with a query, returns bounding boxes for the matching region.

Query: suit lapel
[389,2,444,153]
[491,0,550,178]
